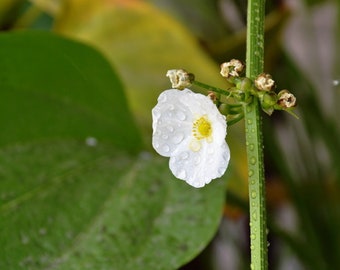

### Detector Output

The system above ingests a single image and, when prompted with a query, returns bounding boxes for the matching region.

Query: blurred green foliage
[0,0,339,269]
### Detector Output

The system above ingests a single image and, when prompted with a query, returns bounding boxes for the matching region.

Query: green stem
[245,0,268,269]
[192,80,231,96]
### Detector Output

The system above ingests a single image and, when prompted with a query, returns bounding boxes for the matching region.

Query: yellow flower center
[193,116,212,140]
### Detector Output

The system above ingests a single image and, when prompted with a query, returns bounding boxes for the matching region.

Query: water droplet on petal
[162,134,169,140]
[251,190,257,199]
[153,142,159,149]
[189,140,201,152]
[249,144,255,151]
[207,147,214,154]
[180,152,189,160]
[177,169,187,179]
[172,133,184,144]
[217,167,225,176]
[158,93,167,103]
[250,156,256,165]
[194,155,201,165]
[162,144,170,153]
[176,111,186,121]
[153,110,161,118]
[167,126,174,133]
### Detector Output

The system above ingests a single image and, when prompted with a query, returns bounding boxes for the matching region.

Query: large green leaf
[0,31,142,151]
[0,31,226,269]
[0,141,225,269]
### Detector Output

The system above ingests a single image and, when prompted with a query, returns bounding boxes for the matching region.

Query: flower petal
[169,140,230,188]
[152,89,193,156]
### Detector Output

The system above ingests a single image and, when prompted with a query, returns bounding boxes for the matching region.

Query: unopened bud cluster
[219,60,296,116]
[165,59,297,122]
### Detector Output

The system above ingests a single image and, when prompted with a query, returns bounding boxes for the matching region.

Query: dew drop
[252,211,257,221]
[162,134,169,140]
[250,244,255,250]
[248,170,254,177]
[218,167,226,175]
[251,128,255,133]
[250,263,255,270]
[85,137,97,147]
[39,228,47,235]
[167,126,174,133]
[194,155,201,165]
[247,119,253,125]
[21,235,30,245]
[172,133,184,144]
[180,152,189,160]
[177,169,187,179]
[251,190,257,199]
[208,158,215,164]
[176,111,186,121]
[153,110,161,118]
[153,142,159,149]
[158,93,167,103]
[250,156,256,165]
[250,233,256,240]
[249,144,255,151]
[162,144,170,153]
[207,147,215,154]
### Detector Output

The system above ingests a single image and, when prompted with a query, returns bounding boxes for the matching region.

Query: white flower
[152,89,230,188]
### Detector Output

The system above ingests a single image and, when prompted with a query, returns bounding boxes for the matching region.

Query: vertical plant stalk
[245,0,268,269]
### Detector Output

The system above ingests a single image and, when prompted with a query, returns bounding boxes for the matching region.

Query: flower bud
[220,59,245,78]
[254,73,275,91]
[207,91,218,103]
[166,69,194,90]
[277,90,297,109]
[260,91,278,115]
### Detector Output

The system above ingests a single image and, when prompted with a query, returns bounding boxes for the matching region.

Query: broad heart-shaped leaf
[0,140,226,270]
[0,31,142,151]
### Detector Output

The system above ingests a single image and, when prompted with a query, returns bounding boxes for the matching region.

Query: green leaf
[0,31,142,151]
[0,140,225,270]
